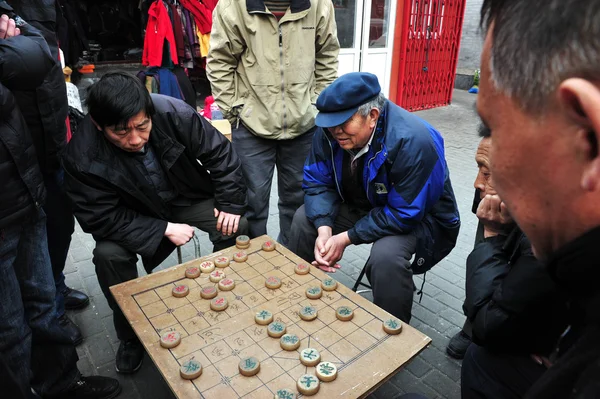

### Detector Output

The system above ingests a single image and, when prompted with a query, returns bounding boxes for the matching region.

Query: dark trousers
[288,204,417,323]
[232,123,315,246]
[0,210,79,397]
[461,344,547,399]
[93,199,248,341]
[43,169,75,317]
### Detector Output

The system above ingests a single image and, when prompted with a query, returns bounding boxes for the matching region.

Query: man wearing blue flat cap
[288,72,461,322]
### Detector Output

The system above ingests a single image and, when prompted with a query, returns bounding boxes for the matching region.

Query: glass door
[333,0,363,76]
[333,0,397,95]
[360,0,397,95]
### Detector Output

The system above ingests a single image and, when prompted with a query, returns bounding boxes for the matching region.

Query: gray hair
[357,92,386,117]
[480,0,600,114]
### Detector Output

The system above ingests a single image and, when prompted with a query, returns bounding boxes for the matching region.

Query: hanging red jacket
[143,0,178,67]
[179,0,212,35]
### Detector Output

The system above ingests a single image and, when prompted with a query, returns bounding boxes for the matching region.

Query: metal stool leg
[177,246,183,264]
[352,263,372,294]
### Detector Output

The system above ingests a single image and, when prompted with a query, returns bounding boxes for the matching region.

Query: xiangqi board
[111,235,431,398]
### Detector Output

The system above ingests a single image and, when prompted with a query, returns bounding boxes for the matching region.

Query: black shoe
[115,339,144,374]
[58,314,84,346]
[62,287,90,310]
[446,330,472,359]
[60,376,121,399]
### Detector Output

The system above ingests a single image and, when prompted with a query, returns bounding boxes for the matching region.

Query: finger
[226,216,234,236]
[6,18,15,38]
[333,263,342,269]
[489,195,502,212]
[319,265,336,273]
[214,208,219,218]
[14,27,19,36]
[232,216,239,234]
[216,212,224,233]
[222,217,231,236]
[316,239,326,254]
[0,15,8,39]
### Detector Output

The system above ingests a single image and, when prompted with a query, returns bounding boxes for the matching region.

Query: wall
[456,0,483,74]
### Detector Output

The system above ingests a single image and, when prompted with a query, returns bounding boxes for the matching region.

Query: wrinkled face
[477,28,583,259]
[473,138,496,197]
[100,111,151,152]
[328,109,379,150]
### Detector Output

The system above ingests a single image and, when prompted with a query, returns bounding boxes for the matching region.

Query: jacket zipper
[365,148,383,203]
[327,139,344,202]
[278,25,288,137]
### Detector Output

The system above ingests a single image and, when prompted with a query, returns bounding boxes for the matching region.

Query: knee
[93,241,136,269]
[291,205,309,228]
[369,235,415,269]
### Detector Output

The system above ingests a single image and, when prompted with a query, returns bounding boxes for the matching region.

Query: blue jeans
[0,209,78,397]
[43,169,75,317]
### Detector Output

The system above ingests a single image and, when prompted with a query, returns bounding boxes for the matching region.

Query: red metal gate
[394,0,466,111]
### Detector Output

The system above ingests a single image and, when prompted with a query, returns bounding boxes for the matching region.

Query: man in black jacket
[458,138,569,398]
[1,0,89,346]
[63,72,248,374]
[0,15,119,399]
[475,1,600,397]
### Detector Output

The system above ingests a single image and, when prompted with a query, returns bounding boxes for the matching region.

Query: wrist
[317,226,332,238]
[164,222,173,237]
[337,231,351,246]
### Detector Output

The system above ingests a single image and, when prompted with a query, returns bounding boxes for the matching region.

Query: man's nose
[474,175,485,191]
[129,131,143,145]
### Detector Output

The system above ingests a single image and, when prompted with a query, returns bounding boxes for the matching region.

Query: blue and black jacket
[303,100,460,269]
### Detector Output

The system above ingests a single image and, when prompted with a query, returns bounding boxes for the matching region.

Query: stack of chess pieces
[157,236,403,398]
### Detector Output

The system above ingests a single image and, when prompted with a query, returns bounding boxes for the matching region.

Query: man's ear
[369,108,380,127]
[90,116,102,132]
[558,78,600,191]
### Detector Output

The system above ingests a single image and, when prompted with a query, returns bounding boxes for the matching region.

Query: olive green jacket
[207,0,339,140]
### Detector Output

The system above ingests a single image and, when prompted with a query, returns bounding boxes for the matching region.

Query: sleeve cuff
[312,217,333,230]
[347,228,363,245]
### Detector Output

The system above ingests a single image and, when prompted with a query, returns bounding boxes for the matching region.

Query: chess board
[111,235,431,398]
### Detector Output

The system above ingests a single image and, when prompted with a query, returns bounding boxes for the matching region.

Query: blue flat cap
[315,72,381,128]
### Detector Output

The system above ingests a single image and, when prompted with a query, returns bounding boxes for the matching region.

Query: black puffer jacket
[63,94,247,268]
[0,34,53,229]
[1,1,68,173]
[464,225,570,356]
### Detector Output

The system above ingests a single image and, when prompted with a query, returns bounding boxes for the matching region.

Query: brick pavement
[64,89,480,399]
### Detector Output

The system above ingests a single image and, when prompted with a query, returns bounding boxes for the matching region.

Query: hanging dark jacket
[63,94,246,268]
[525,227,600,399]
[0,34,53,229]
[464,225,570,356]
[0,1,68,173]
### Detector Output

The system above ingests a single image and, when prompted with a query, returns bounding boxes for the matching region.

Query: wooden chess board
[111,235,431,398]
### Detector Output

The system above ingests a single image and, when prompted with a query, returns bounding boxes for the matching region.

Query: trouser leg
[0,210,78,397]
[93,241,139,341]
[171,198,249,252]
[366,233,417,323]
[287,205,319,262]
[231,124,276,239]
[275,128,315,246]
[461,344,546,399]
[42,169,75,317]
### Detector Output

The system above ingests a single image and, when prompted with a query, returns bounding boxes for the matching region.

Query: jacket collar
[246,0,310,14]
[545,226,600,323]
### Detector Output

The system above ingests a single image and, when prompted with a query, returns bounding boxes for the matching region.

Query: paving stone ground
[65,89,480,399]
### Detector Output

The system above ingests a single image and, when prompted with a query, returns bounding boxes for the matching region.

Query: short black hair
[87,72,155,129]
[479,0,600,114]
